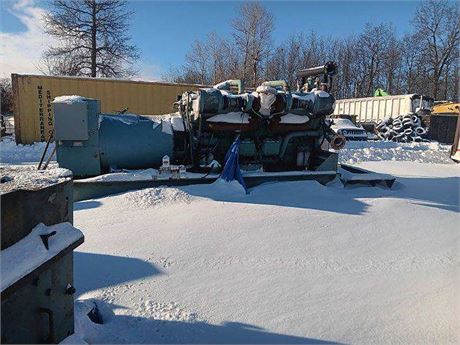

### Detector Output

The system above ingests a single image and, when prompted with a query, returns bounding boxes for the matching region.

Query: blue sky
[0,1,423,79]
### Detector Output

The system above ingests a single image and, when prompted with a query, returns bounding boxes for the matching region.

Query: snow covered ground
[1,137,458,343]
[72,150,459,344]
[1,136,55,165]
[338,140,453,165]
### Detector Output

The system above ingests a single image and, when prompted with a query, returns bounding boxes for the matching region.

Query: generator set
[53,62,346,178]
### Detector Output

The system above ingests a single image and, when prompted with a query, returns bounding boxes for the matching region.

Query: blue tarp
[221,136,248,193]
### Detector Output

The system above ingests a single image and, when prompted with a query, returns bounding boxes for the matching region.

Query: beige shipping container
[333,94,433,124]
[12,74,207,144]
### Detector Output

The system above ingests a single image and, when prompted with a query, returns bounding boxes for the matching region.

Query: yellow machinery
[432,102,460,115]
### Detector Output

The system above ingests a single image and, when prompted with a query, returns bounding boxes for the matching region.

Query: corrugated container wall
[12,74,206,144]
[333,95,415,124]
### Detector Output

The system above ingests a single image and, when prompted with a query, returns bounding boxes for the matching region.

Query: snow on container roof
[52,95,87,104]
[0,165,72,194]
[1,222,84,292]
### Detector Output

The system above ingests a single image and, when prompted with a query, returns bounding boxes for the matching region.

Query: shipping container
[12,74,206,144]
[333,94,433,124]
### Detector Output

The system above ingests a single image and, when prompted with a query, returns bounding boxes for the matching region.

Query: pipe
[262,80,290,92]
[214,79,244,94]
[324,126,346,150]
[330,134,346,150]
[37,129,54,170]
[42,146,56,170]
[296,61,337,79]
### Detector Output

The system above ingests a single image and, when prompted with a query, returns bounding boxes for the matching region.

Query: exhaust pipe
[330,134,347,150]
[296,61,337,92]
[296,61,337,79]
[324,126,346,150]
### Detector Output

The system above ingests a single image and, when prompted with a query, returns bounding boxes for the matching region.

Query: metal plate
[54,103,88,140]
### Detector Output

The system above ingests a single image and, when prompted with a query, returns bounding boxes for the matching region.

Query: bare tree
[353,23,396,96]
[168,1,459,101]
[43,0,139,78]
[265,33,315,87]
[220,39,243,82]
[412,0,459,99]
[445,60,459,100]
[329,36,358,99]
[207,32,240,84]
[232,2,274,87]
[382,39,403,94]
[184,39,211,84]
[264,45,287,82]
[162,66,203,85]
[301,32,329,69]
[1,78,13,114]
[265,34,329,88]
[164,31,242,86]
[399,34,421,94]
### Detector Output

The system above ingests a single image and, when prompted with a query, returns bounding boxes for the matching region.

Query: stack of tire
[376,113,428,142]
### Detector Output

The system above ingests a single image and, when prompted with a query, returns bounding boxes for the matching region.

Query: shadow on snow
[74,200,103,211]
[179,176,459,215]
[76,299,343,344]
[74,252,162,296]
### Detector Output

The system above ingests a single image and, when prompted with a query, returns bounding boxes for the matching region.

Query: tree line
[165,1,459,101]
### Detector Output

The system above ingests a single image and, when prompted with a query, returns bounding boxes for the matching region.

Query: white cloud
[0,0,53,78]
[133,62,164,82]
[0,0,162,81]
